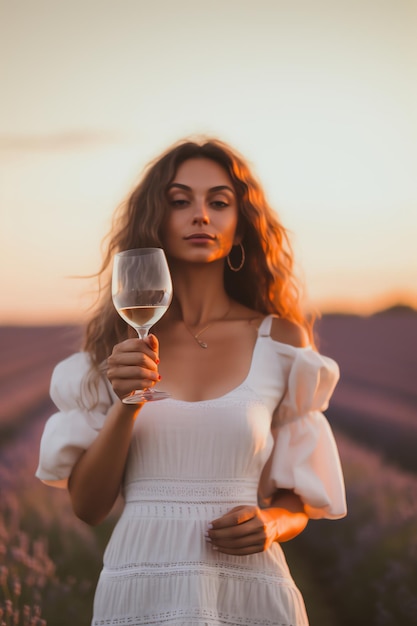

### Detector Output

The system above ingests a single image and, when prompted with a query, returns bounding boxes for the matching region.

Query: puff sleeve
[35,352,116,489]
[259,348,347,519]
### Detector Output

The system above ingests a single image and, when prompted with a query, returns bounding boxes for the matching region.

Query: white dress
[36,315,347,626]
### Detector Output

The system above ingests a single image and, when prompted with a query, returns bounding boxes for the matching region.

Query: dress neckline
[162,315,311,405]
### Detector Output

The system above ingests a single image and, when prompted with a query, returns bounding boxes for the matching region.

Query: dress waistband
[123,478,259,505]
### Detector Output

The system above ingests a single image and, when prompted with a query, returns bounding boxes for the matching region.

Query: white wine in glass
[112,248,172,403]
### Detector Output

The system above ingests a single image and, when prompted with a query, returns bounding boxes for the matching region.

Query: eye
[210,200,228,209]
[170,198,189,208]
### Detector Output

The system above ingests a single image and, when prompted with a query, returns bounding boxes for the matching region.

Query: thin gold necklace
[183,305,231,349]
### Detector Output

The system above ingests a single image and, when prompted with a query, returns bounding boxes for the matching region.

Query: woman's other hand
[106,334,160,401]
[206,505,279,555]
[206,492,308,555]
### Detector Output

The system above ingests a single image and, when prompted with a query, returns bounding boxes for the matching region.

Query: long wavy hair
[84,137,315,378]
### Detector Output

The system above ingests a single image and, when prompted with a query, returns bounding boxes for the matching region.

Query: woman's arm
[68,335,160,526]
[206,490,308,555]
[68,400,139,526]
[260,489,309,543]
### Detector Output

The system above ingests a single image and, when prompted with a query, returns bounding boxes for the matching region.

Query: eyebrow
[167,183,235,194]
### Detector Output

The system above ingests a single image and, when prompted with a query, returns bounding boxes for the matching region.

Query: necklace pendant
[196,339,208,348]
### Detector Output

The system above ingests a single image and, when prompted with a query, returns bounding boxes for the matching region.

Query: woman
[37,138,347,626]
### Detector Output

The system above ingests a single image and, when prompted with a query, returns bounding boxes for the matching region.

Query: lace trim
[124,479,259,504]
[93,606,302,626]
[101,560,294,587]
[123,501,250,520]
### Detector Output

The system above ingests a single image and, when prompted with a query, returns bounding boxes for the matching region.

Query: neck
[166,260,230,326]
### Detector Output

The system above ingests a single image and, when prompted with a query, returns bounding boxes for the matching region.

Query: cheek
[224,214,240,241]
[160,212,174,236]
[160,214,181,250]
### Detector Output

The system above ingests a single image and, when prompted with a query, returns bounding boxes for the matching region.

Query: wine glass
[112,248,172,403]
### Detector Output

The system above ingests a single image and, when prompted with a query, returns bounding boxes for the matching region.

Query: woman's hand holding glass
[106,333,161,403]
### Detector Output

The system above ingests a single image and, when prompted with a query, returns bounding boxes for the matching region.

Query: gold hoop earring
[227,243,245,272]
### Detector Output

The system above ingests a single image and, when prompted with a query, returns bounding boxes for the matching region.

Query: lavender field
[1,311,416,626]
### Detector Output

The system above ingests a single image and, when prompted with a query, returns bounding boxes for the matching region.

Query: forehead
[172,158,233,189]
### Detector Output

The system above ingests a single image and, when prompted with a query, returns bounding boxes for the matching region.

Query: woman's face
[161,158,240,265]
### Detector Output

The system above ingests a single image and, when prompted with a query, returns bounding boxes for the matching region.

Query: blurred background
[1,1,416,624]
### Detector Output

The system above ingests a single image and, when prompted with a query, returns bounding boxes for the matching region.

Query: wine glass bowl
[112,248,172,403]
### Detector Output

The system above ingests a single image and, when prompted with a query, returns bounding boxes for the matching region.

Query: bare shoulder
[270,317,309,348]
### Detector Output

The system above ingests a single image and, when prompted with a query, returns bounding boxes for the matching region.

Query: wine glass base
[122,389,171,404]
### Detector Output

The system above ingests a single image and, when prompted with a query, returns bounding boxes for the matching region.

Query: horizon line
[1,297,416,327]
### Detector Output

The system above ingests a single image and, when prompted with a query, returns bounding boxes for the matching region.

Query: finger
[113,338,159,364]
[146,333,159,358]
[207,520,265,545]
[107,364,160,394]
[109,365,160,382]
[141,334,159,365]
[108,342,159,372]
[206,528,270,553]
[110,376,158,400]
[108,351,159,372]
[213,525,267,545]
[213,542,267,556]
[210,506,257,530]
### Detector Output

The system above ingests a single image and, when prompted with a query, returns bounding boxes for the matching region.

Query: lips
[184,233,215,240]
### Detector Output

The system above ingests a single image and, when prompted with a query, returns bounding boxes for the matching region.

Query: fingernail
[211,545,218,551]
[155,357,160,364]
[204,535,212,543]
[207,523,213,530]
[157,375,162,381]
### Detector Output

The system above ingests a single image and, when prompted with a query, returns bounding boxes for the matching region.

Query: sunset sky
[1,0,416,324]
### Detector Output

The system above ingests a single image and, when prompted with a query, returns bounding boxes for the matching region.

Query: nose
[192,199,209,225]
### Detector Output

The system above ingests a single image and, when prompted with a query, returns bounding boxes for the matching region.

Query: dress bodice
[36,315,346,520]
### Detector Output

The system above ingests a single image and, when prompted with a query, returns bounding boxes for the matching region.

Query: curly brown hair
[84,137,315,377]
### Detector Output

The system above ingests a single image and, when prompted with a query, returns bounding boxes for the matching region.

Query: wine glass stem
[136,327,149,340]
